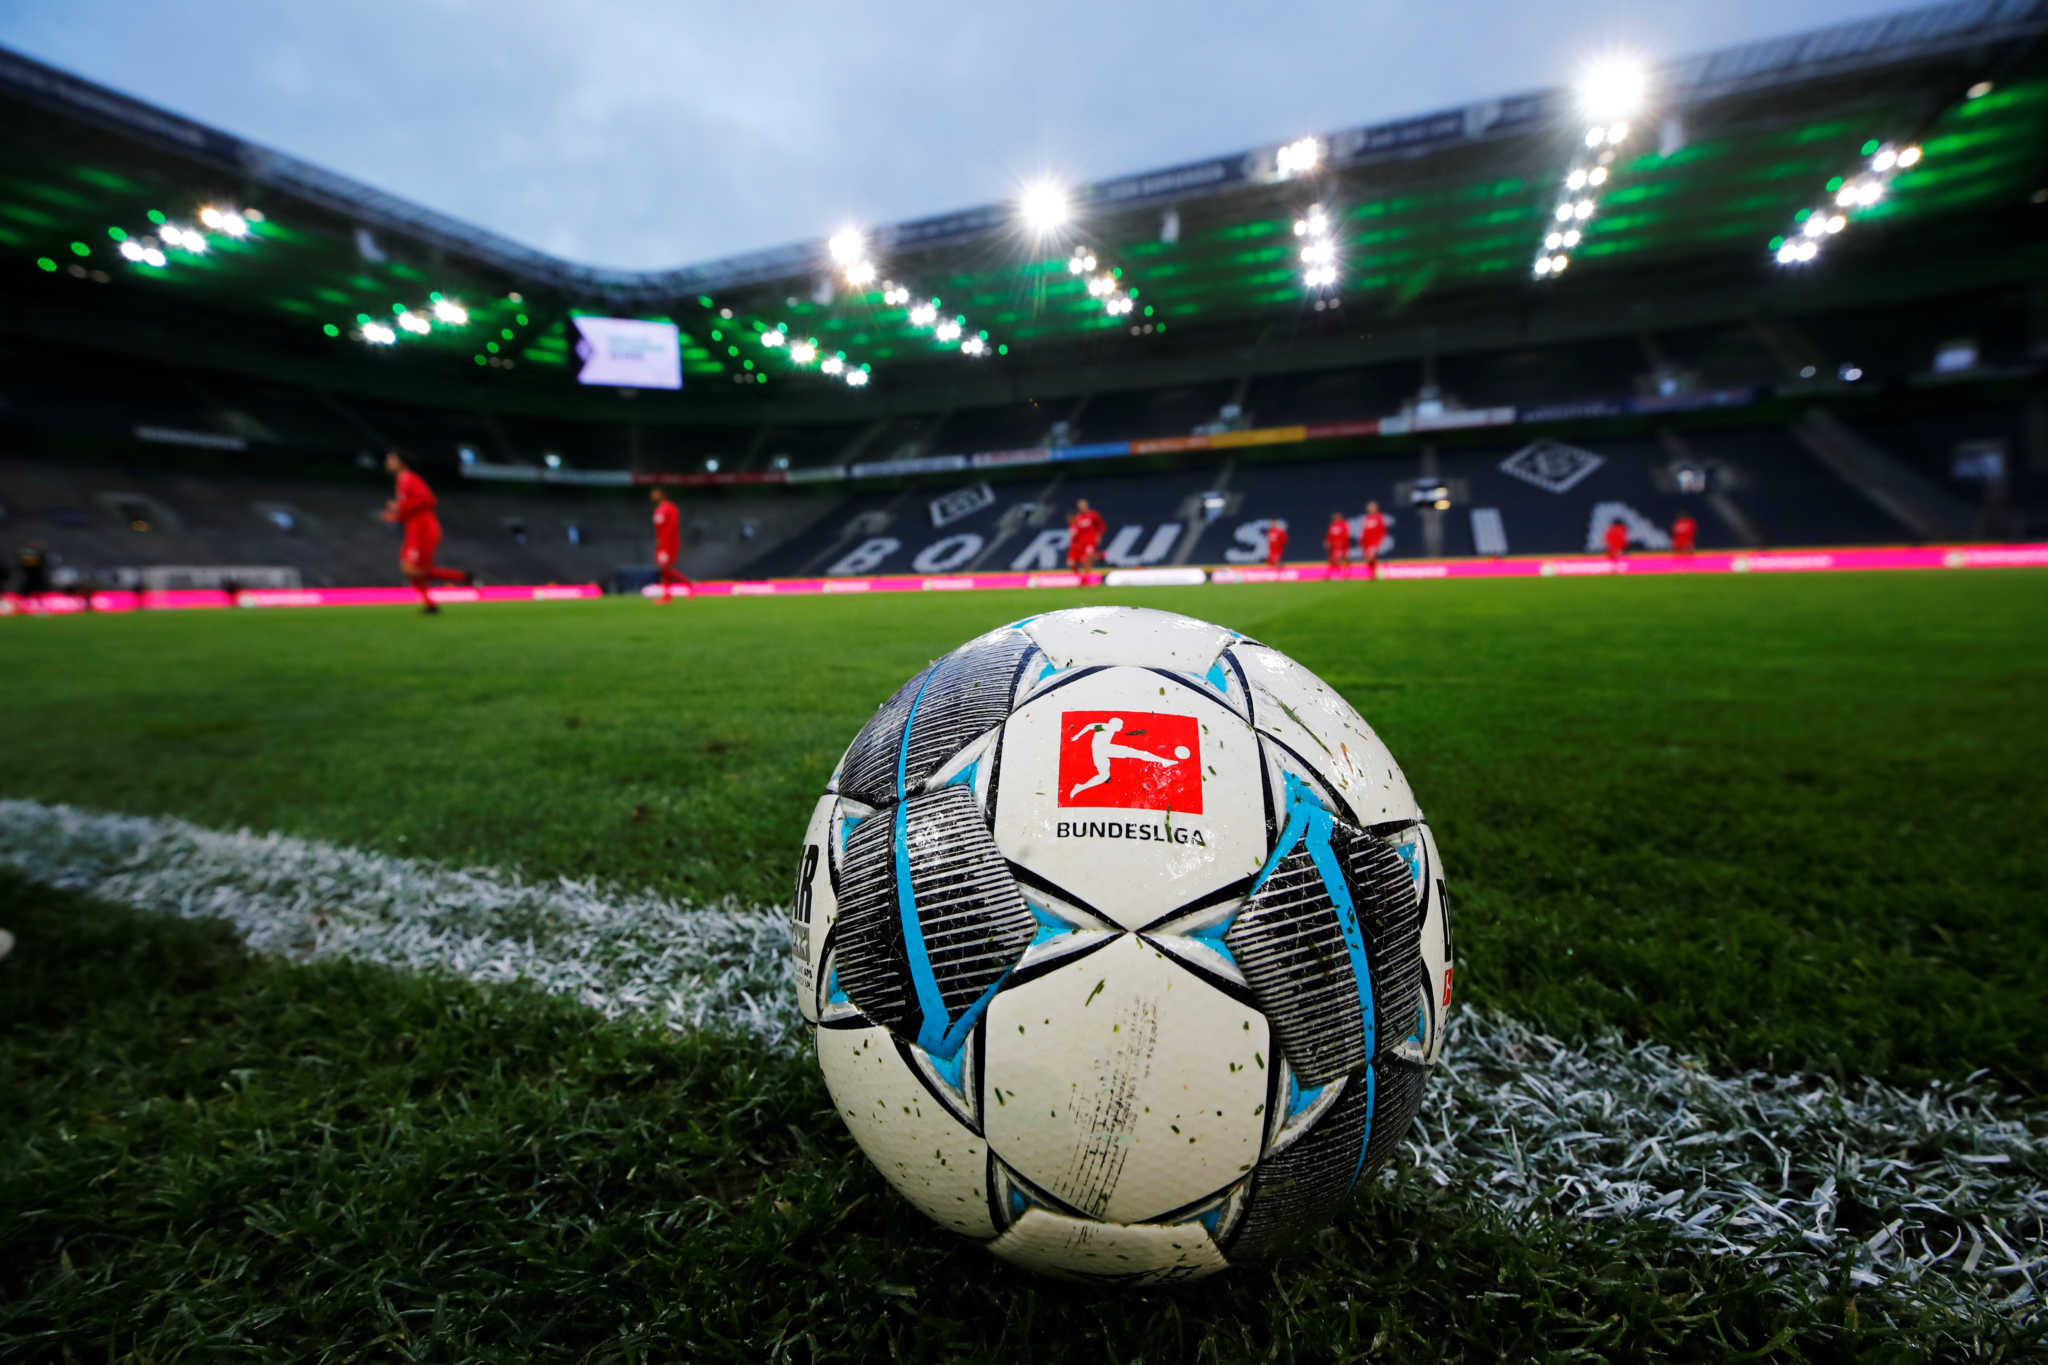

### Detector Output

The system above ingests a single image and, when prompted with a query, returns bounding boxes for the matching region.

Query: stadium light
[1276,136,1322,178]
[821,355,845,376]
[140,247,166,268]
[1020,180,1071,235]
[961,335,988,357]
[828,229,864,266]
[544,452,562,469]
[432,299,468,325]
[935,319,963,342]
[760,327,786,348]
[845,367,870,388]
[397,310,430,335]
[118,240,144,262]
[1578,57,1648,122]
[790,340,817,365]
[908,301,939,328]
[1771,139,1926,267]
[361,322,396,344]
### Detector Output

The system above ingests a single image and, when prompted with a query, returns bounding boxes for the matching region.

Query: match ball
[791,606,1453,1281]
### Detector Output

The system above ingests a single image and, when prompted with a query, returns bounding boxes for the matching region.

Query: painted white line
[1,798,2041,1328]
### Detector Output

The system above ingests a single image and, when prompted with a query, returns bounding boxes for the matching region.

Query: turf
[4,575,2046,1091]
[2,573,2046,1360]
[0,874,1999,1363]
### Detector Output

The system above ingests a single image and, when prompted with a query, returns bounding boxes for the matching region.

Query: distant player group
[378,460,1703,612]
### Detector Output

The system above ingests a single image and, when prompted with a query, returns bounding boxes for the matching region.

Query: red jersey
[1361,512,1387,551]
[1672,516,1697,552]
[653,499,680,549]
[1324,519,1350,555]
[388,470,436,524]
[1265,523,1288,558]
[1604,522,1629,556]
[1069,509,1105,544]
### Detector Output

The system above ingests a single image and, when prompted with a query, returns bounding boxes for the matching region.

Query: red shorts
[401,516,442,570]
[1068,537,1100,566]
[1362,539,1383,559]
[656,544,679,569]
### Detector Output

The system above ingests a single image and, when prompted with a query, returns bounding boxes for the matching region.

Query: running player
[1265,519,1288,568]
[383,453,469,613]
[1604,518,1629,562]
[1672,513,1698,558]
[1360,501,1388,580]
[1067,499,1105,578]
[1324,512,1351,573]
[650,487,691,602]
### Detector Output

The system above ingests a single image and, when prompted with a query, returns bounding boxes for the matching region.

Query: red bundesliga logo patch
[1057,710,1203,813]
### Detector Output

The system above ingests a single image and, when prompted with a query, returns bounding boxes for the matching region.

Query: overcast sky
[1,1,1912,270]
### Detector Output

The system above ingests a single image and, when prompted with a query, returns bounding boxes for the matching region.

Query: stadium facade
[1,0,2044,593]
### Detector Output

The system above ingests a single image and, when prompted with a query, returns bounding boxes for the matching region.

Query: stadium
[1,0,2045,1356]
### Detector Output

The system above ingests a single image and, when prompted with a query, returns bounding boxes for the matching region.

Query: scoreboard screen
[573,317,681,390]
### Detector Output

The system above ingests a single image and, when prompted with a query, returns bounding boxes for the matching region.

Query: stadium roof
[2,0,2045,419]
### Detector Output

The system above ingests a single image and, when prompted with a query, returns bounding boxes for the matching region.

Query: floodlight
[791,341,817,364]
[1607,123,1629,145]
[908,302,938,327]
[1069,254,1087,272]
[1586,127,1606,149]
[363,323,396,344]
[1545,232,1564,250]
[544,453,562,469]
[1550,254,1569,273]
[1589,166,1608,186]
[199,206,224,229]
[1305,206,1328,234]
[118,240,144,262]
[1967,80,1993,99]
[1573,199,1594,220]
[1534,256,1554,276]
[1019,180,1070,234]
[220,213,248,238]
[432,299,468,324]
[141,247,166,267]
[398,311,430,334]
[847,259,877,286]
[962,336,987,356]
[845,368,870,387]
[1803,215,1827,238]
[760,328,786,347]
[160,225,185,247]
[821,355,845,375]
[1567,169,1588,191]
[1555,203,1574,222]
[1795,241,1818,262]
[1872,147,1898,172]
[1855,181,1882,207]
[1579,58,1648,122]
[1292,220,1307,236]
[1276,136,1322,176]
[1826,215,1846,234]
[828,229,864,265]
[1836,185,1859,208]
[935,320,962,342]
[1562,228,1581,247]
[1897,145,1922,168]
[1776,243,1800,265]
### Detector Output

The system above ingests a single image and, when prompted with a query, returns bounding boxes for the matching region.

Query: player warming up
[383,452,470,613]
[1265,518,1288,568]
[650,487,692,602]
[1672,512,1698,560]
[1604,518,1629,562]
[1067,499,1105,581]
[1325,512,1351,574]
[1361,501,1387,579]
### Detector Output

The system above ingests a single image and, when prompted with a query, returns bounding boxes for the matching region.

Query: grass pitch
[3,572,2046,1359]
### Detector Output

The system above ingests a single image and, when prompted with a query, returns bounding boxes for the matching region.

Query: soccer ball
[791,606,1453,1282]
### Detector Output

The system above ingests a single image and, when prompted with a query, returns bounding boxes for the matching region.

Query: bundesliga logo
[1056,711,1202,813]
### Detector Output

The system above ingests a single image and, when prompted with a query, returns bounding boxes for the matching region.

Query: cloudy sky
[1,1,1910,270]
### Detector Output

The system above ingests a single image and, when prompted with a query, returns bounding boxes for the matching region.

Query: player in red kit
[1324,512,1350,573]
[1067,499,1105,579]
[650,487,691,602]
[1604,519,1629,562]
[383,453,469,613]
[1360,501,1388,579]
[1672,513,1698,559]
[1265,519,1288,568]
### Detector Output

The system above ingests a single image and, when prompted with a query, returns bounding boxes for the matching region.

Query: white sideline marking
[1,798,2042,1331]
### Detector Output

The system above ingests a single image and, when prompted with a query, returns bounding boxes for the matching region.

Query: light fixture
[362,322,397,344]
[821,355,845,376]
[432,299,468,325]
[790,341,817,364]
[760,328,786,348]
[828,229,864,265]
[1019,180,1071,234]
[845,368,870,388]
[1276,136,1322,177]
[1578,56,1648,122]
[544,453,562,469]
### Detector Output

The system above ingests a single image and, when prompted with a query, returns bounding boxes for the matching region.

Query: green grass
[1,573,2046,1359]
[4,576,2046,1090]
[0,875,1976,1363]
